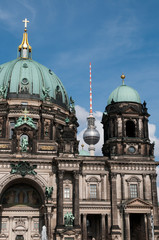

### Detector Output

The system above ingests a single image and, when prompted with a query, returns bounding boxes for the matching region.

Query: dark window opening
[16,236,24,240]
[126,120,135,137]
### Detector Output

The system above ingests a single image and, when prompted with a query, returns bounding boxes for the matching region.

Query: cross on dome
[23,108,29,121]
[22,18,29,31]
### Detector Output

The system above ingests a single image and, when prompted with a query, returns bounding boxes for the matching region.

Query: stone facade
[0,94,158,240]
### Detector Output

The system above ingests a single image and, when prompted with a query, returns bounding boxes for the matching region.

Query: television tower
[83,63,100,156]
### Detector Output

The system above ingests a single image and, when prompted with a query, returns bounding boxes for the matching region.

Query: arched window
[126,120,135,137]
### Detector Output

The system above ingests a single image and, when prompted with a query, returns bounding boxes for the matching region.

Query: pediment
[124,106,139,113]
[125,198,152,208]
[15,123,35,130]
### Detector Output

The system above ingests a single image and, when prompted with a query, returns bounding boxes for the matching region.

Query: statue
[42,86,50,100]
[20,136,28,152]
[69,97,75,113]
[15,116,24,128]
[64,212,75,227]
[0,85,6,99]
[56,85,62,102]
[45,186,53,200]
[41,225,48,240]
[65,117,70,124]
[10,161,37,177]
[26,116,36,129]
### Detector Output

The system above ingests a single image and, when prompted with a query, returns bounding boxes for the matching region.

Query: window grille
[90,184,97,199]
[130,184,138,198]
[64,188,70,199]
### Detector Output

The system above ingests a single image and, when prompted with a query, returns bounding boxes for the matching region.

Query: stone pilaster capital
[150,173,157,181]
[111,172,117,179]
[142,173,146,178]
[101,174,105,179]
[58,170,64,179]
[124,213,129,218]
[73,170,79,179]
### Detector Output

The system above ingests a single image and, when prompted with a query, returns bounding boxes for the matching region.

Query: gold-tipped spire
[81,144,84,150]
[121,73,125,85]
[18,18,32,58]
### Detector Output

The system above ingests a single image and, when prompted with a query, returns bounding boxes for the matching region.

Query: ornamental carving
[10,161,37,177]
[15,116,36,129]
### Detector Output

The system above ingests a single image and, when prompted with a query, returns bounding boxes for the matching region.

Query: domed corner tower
[83,63,100,156]
[0,19,79,156]
[102,74,154,159]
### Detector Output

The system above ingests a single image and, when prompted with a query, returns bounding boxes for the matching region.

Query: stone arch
[86,176,100,183]
[126,176,141,183]
[0,174,46,203]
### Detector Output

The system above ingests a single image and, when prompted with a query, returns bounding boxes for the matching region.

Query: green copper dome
[107,79,141,105]
[0,24,69,108]
[0,58,69,107]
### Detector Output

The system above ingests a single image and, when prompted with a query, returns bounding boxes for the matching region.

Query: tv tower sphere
[83,116,100,145]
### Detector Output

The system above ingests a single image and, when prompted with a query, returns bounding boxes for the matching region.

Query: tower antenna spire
[89,62,93,116]
[83,62,100,156]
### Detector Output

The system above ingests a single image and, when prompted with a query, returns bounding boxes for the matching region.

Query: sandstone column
[101,214,106,240]
[57,171,64,226]
[83,214,87,240]
[73,171,80,226]
[124,213,130,240]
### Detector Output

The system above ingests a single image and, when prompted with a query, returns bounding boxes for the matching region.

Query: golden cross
[23,108,29,121]
[22,18,29,30]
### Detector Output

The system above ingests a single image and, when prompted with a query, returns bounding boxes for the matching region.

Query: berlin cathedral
[0,18,158,240]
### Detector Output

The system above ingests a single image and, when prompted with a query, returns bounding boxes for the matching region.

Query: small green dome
[0,58,69,108]
[79,149,90,156]
[107,84,141,105]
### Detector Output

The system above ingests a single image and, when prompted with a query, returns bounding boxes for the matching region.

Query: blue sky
[1,0,159,159]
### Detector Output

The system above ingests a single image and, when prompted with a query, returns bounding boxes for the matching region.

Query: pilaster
[83,214,87,240]
[73,171,80,226]
[110,173,121,237]
[57,171,64,227]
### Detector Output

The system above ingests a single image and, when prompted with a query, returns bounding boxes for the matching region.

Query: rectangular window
[64,188,70,199]
[90,184,97,199]
[10,122,15,139]
[130,184,138,198]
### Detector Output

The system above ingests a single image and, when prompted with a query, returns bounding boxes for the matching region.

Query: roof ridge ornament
[121,73,125,85]
[18,18,32,59]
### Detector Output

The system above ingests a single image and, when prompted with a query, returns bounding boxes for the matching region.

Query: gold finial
[121,73,125,85]
[18,18,32,58]
[81,144,84,150]
[22,18,29,32]
[23,108,29,122]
